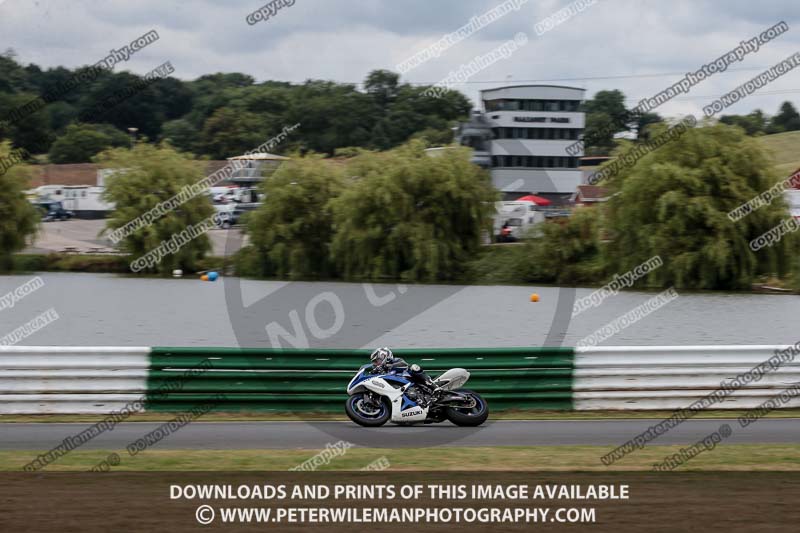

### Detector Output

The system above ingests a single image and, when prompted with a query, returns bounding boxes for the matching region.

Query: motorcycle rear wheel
[445,389,489,427]
[345,393,391,427]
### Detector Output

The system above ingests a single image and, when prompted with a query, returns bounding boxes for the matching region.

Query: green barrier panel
[147,377,573,394]
[150,357,574,371]
[146,347,576,412]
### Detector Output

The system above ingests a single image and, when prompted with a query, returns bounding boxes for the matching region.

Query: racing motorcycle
[345,363,489,427]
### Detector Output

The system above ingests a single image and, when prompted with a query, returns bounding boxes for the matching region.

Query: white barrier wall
[0,346,149,414]
[574,345,800,410]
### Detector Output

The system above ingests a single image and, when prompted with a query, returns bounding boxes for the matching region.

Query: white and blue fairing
[346,364,428,423]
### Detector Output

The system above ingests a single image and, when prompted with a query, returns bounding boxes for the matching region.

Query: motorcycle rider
[369,347,438,394]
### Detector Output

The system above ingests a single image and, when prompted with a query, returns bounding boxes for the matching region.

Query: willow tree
[244,154,346,278]
[517,207,606,284]
[99,143,215,274]
[330,141,496,281]
[602,121,793,289]
[0,141,38,270]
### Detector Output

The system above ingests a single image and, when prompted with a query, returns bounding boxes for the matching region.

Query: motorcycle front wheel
[445,389,489,427]
[345,393,391,427]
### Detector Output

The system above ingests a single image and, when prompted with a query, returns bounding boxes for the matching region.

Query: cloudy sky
[1,0,799,118]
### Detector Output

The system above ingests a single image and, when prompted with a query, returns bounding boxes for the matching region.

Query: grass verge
[2,445,799,471]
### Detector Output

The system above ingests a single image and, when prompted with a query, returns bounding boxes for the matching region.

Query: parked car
[215,209,242,229]
[36,200,74,221]
[493,202,545,242]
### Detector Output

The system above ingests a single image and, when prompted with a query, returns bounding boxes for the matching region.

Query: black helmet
[370,347,392,367]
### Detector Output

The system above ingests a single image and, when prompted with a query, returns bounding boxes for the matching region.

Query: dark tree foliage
[0,141,39,270]
[720,109,768,136]
[767,101,800,133]
[48,123,131,163]
[602,123,793,289]
[0,51,471,162]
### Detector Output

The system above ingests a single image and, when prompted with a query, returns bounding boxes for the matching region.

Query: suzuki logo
[401,409,423,418]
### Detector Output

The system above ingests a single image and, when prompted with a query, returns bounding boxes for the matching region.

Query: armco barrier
[0,346,150,414]
[0,345,797,413]
[146,347,575,413]
[573,345,800,410]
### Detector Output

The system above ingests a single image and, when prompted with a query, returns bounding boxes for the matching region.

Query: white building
[460,85,585,202]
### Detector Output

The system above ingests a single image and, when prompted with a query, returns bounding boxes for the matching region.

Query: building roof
[228,152,290,161]
[787,167,800,189]
[481,84,586,102]
[575,184,610,202]
[29,163,100,188]
[480,84,586,93]
[27,160,239,188]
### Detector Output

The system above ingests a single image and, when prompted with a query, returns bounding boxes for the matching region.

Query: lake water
[0,272,798,348]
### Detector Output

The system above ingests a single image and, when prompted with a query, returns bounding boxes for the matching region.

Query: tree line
[580,89,800,155]
[476,122,799,290]
[2,123,799,291]
[0,51,469,163]
[3,47,798,163]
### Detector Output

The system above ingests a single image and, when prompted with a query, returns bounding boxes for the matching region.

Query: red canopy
[515,194,551,206]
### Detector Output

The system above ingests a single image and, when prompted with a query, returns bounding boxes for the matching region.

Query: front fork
[362,391,383,407]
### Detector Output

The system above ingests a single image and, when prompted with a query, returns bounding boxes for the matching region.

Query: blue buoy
[207,271,219,281]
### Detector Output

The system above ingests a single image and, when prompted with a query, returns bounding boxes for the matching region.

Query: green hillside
[758,130,800,176]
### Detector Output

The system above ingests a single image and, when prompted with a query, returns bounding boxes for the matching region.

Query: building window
[485,98,581,113]
[491,127,584,141]
[488,156,584,168]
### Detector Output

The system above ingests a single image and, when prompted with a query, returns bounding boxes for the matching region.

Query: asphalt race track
[1,419,799,450]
